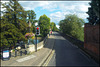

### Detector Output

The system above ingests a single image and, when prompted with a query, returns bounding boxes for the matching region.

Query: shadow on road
[43,32,99,66]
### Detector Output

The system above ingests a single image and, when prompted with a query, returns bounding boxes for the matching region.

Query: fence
[37,34,48,50]
[0,34,49,60]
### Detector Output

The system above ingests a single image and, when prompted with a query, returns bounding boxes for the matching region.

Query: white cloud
[57,1,90,12]
[1,1,91,25]
[19,1,57,11]
[56,25,60,29]
[49,1,90,24]
[19,1,91,21]
[23,7,34,10]
[77,13,89,19]
[79,4,89,12]
[50,11,65,24]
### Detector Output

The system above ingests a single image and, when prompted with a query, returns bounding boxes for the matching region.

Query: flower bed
[25,33,35,39]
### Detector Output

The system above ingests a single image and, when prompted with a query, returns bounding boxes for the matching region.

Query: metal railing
[43,34,48,46]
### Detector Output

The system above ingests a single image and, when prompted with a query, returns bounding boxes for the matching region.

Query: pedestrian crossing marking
[16,55,36,62]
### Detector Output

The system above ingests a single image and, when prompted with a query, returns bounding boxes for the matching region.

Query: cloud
[49,1,90,24]
[1,1,91,25]
[19,1,57,11]
[56,25,60,29]
[77,13,89,19]
[50,11,65,24]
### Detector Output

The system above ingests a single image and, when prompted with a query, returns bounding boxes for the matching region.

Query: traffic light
[36,27,40,35]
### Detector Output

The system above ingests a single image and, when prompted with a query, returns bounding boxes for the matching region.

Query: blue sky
[1,1,91,28]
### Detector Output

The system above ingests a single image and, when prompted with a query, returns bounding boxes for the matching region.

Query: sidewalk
[1,34,55,66]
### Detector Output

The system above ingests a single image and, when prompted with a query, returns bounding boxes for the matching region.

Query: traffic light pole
[35,26,40,52]
[35,34,37,52]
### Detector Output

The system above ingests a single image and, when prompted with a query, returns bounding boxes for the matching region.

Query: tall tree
[50,22,58,31]
[27,10,36,24]
[59,14,85,41]
[26,10,36,33]
[0,0,27,49]
[1,0,28,34]
[38,14,50,37]
[86,0,99,25]
[91,0,99,18]
[0,22,26,49]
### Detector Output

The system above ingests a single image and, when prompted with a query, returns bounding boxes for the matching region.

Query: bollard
[9,51,11,57]
[15,49,17,57]
[25,50,27,55]
[20,50,22,56]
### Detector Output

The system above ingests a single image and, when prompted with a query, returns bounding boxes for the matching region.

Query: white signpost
[2,50,10,60]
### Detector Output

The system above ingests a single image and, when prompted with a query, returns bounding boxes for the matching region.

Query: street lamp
[28,21,31,33]
[27,21,32,45]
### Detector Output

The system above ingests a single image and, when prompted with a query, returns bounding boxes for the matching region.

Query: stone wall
[27,34,49,53]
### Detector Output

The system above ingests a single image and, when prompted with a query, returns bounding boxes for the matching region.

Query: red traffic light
[36,27,39,30]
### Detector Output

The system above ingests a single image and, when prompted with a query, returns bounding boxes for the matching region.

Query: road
[47,32,99,66]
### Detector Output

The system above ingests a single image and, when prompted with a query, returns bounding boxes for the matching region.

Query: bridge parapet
[84,23,99,62]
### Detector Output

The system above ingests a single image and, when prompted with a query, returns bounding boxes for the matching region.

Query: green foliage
[0,22,27,48]
[86,0,99,25]
[59,14,85,41]
[50,22,58,31]
[0,1,27,49]
[91,0,99,18]
[26,10,36,23]
[26,10,36,33]
[39,14,50,37]
[1,1,28,34]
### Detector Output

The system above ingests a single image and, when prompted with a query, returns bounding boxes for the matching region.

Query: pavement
[1,34,55,66]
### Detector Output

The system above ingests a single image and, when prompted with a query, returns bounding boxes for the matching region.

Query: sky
[1,1,91,29]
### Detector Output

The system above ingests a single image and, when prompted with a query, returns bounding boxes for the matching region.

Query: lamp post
[28,21,32,45]
[28,21,31,33]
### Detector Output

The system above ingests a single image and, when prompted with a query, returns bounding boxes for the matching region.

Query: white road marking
[16,55,36,62]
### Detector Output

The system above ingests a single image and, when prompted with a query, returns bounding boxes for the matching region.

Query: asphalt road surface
[47,32,99,66]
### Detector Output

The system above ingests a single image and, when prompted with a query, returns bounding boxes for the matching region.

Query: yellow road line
[42,50,55,66]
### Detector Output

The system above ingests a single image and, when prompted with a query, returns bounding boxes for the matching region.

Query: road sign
[36,27,40,35]
[2,49,10,61]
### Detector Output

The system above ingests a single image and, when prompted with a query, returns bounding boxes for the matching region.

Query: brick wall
[84,23,99,59]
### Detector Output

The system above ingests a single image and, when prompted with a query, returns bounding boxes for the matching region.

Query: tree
[26,10,36,33]
[26,10,36,23]
[59,14,85,41]
[0,22,26,49]
[91,0,99,18]
[50,22,58,31]
[0,0,28,49]
[1,0,28,34]
[38,14,50,37]
[86,0,99,25]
